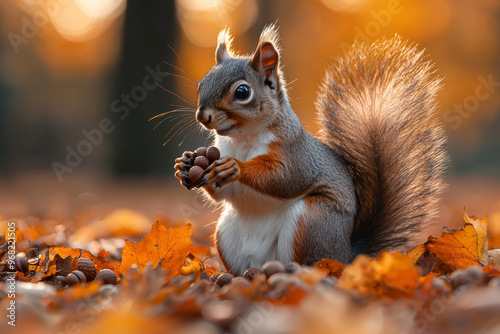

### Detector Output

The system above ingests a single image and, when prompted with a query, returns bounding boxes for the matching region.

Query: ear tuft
[258,24,281,50]
[251,24,281,82]
[215,28,234,64]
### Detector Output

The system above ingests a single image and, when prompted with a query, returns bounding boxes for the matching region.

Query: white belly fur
[212,132,307,275]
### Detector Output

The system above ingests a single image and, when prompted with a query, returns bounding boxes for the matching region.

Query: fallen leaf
[36,247,120,277]
[314,259,345,278]
[178,253,203,276]
[119,222,192,282]
[407,209,488,274]
[339,252,421,298]
[43,254,75,279]
[70,208,152,244]
[415,252,437,276]
[488,249,500,266]
[483,261,500,277]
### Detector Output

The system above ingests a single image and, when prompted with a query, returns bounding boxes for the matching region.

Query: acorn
[189,166,204,186]
[210,273,222,283]
[231,276,251,287]
[215,273,234,287]
[14,256,28,273]
[284,262,302,274]
[195,147,207,157]
[262,261,286,278]
[243,267,262,281]
[267,272,290,289]
[54,275,67,287]
[77,257,96,281]
[450,266,483,288]
[95,269,117,285]
[194,156,210,169]
[66,270,87,285]
[206,146,221,162]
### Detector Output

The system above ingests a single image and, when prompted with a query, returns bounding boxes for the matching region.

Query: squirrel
[174,25,447,276]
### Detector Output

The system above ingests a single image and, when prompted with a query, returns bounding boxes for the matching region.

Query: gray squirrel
[174,25,447,276]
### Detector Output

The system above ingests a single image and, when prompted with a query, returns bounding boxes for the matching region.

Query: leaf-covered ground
[1,209,500,334]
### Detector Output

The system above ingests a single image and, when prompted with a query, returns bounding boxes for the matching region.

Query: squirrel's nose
[196,106,213,125]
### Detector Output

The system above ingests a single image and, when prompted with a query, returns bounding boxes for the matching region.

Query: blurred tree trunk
[111,1,179,176]
[0,41,7,172]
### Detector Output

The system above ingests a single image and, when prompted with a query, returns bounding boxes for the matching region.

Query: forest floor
[1,173,500,334]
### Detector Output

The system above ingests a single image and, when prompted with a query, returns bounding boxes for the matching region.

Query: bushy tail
[316,36,447,255]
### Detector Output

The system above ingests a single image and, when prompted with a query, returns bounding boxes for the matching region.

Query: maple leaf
[119,222,192,282]
[407,209,488,275]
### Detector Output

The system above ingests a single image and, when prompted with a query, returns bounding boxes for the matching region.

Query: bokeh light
[49,0,126,42]
[176,0,257,47]
[319,0,369,13]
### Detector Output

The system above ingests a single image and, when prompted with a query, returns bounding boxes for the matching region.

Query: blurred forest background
[0,0,499,241]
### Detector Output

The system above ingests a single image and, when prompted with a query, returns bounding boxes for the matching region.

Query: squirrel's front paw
[198,157,239,189]
[174,151,196,189]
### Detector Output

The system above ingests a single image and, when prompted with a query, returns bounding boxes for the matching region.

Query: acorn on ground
[243,267,262,281]
[215,273,234,287]
[66,270,86,285]
[95,269,117,285]
[210,273,222,283]
[262,261,286,278]
[77,257,96,281]
[54,275,67,287]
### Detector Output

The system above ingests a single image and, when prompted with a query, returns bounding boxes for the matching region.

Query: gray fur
[316,36,447,255]
[190,27,446,268]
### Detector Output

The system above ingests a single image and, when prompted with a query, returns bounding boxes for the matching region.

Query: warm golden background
[0,0,499,243]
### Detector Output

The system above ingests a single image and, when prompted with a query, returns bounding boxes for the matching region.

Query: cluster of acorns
[188,146,220,186]
[208,260,309,289]
[52,257,117,287]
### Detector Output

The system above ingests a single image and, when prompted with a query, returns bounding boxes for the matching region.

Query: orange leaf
[407,209,488,274]
[119,222,192,282]
[271,284,308,305]
[179,253,203,276]
[483,261,500,277]
[339,252,420,298]
[314,259,345,278]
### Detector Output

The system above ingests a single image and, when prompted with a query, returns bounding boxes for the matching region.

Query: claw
[197,177,209,188]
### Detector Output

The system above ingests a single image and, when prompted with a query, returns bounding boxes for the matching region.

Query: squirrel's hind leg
[297,201,356,265]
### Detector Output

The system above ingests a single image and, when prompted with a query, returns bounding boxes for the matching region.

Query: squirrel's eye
[233,84,251,101]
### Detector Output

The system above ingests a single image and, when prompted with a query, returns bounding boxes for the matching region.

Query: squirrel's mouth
[216,124,236,136]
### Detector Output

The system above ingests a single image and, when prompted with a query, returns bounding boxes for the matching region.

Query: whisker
[178,120,200,146]
[165,71,198,86]
[154,79,195,107]
[167,44,183,65]
[163,117,192,140]
[164,119,198,145]
[162,61,195,81]
[149,107,194,121]
[170,104,195,110]
[154,113,193,130]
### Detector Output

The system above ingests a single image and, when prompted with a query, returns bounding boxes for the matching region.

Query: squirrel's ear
[251,42,279,87]
[215,28,233,64]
